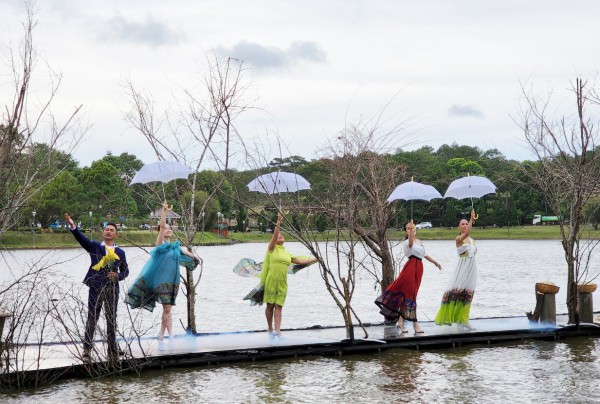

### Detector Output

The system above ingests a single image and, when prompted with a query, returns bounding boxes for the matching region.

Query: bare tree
[518,77,600,324]
[327,122,408,291]
[124,54,253,333]
[239,110,411,339]
[0,3,86,237]
[0,254,158,389]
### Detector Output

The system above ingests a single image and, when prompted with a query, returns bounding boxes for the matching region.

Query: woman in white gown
[434,209,478,330]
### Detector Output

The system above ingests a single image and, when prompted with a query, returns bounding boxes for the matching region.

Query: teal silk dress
[125,241,195,311]
[261,245,297,306]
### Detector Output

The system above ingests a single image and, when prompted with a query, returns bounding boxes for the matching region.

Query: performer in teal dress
[261,212,318,337]
[125,202,200,340]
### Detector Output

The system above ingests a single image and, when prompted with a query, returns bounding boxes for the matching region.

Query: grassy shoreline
[2,225,598,249]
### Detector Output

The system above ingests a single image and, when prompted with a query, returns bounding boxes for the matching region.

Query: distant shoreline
[1,225,593,250]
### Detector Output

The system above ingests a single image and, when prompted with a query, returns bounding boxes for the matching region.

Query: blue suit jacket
[69,227,129,289]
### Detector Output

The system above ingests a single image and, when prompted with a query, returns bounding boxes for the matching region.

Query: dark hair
[158,223,172,231]
[104,222,118,231]
[457,218,468,235]
[402,221,412,240]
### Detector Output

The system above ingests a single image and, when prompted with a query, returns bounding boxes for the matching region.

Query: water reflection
[5,339,600,403]
[375,349,424,396]
[252,363,288,402]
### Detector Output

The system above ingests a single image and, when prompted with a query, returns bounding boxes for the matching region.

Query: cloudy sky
[1,0,599,167]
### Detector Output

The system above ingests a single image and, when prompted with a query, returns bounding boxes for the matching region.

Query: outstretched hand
[470,209,479,221]
[64,213,75,228]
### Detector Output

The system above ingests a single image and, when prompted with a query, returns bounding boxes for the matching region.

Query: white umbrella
[387,179,442,220]
[247,171,311,194]
[248,171,311,212]
[387,180,442,203]
[444,175,497,207]
[130,160,194,202]
[130,160,193,185]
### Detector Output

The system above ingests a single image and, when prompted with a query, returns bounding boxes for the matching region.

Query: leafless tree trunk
[323,114,410,291]
[0,255,157,389]
[0,2,85,236]
[124,54,252,333]
[241,109,411,338]
[518,77,600,324]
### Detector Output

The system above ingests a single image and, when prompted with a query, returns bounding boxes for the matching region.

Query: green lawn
[1,225,598,249]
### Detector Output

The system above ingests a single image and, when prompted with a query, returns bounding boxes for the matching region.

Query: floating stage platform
[2,314,600,388]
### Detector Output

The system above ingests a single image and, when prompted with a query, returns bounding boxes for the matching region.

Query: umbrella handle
[471,209,479,221]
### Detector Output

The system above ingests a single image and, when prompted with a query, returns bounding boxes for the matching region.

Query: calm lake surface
[2,239,600,403]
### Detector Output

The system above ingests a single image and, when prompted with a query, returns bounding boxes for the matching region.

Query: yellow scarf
[92,247,120,271]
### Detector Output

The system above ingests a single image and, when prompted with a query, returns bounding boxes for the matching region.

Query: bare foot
[397,318,408,333]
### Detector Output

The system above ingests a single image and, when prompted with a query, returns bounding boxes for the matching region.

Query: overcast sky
[1,0,599,167]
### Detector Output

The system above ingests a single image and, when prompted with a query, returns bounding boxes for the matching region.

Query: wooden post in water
[577,283,596,323]
[526,283,559,325]
[0,312,11,368]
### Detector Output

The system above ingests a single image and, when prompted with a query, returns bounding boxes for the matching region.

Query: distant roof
[149,209,182,219]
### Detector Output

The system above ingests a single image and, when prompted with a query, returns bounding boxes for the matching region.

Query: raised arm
[406,222,416,248]
[456,209,476,246]
[65,212,94,252]
[155,202,169,246]
[267,212,283,253]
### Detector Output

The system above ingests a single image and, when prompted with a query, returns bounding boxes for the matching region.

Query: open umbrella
[387,179,442,220]
[130,160,193,185]
[444,175,497,208]
[247,171,311,194]
[130,160,193,202]
[247,170,311,219]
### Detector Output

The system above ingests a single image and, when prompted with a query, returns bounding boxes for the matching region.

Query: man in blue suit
[65,213,129,359]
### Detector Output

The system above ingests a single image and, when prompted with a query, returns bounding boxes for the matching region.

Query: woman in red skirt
[375,221,442,334]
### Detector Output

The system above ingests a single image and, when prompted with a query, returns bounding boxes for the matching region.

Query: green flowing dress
[261,245,296,306]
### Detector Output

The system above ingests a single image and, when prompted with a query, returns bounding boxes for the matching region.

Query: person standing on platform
[434,209,478,330]
[65,213,129,359]
[125,202,200,341]
[375,221,442,334]
[261,211,318,338]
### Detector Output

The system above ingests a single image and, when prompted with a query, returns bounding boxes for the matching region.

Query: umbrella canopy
[247,171,311,194]
[130,160,193,185]
[387,180,442,203]
[444,175,497,200]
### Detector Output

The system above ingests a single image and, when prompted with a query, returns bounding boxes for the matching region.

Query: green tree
[446,157,484,178]
[101,152,144,179]
[32,171,83,227]
[78,160,135,220]
[584,197,600,230]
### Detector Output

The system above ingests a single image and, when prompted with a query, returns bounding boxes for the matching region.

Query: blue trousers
[84,283,119,354]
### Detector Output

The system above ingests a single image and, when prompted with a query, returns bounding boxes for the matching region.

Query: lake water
[2,239,600,402]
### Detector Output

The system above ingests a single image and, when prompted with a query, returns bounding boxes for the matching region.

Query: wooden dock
[2,314,599,388]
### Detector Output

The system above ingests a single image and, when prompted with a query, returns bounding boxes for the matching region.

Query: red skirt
[374,256,423,322]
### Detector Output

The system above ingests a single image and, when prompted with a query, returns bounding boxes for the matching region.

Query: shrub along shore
[1,225,599,249]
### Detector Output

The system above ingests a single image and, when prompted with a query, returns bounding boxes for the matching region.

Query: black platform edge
[3,322,600,389]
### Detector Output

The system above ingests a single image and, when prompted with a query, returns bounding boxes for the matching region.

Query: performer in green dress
[261,212,317,337]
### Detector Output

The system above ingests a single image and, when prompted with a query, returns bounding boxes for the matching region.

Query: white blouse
[457,238,477,257]
[402,239,426,259]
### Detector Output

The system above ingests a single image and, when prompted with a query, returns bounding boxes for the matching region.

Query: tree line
[6,143,577,232]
